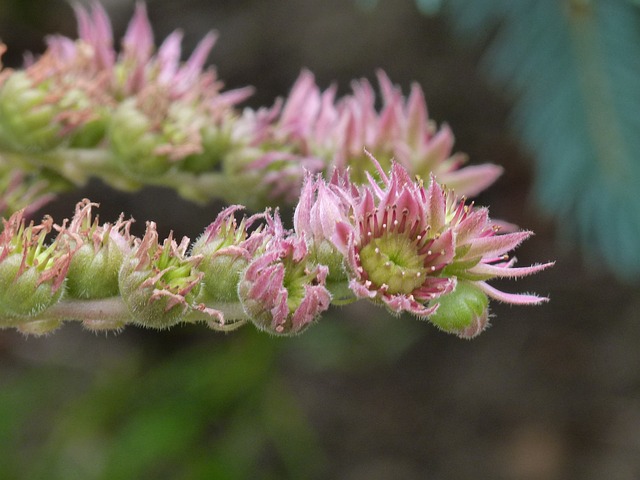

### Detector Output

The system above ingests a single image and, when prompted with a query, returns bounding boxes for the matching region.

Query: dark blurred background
[1,1,639,479]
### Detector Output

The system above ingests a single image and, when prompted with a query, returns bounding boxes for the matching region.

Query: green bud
[60,200,132,299]
[109,99,171,176]
[0,72,62,152]
[181,123,232,173]
[190,205,255,306]
[118,223,202,329]
[427,281,489,339]
[66,242,123,299]
[0,213,70,323]
[0,254,65,321]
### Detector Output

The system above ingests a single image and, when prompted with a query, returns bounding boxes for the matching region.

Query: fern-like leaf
[442,0,640,278]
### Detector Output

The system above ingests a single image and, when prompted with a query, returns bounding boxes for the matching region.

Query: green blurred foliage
[0,330,324,480]
[0,305,425,479]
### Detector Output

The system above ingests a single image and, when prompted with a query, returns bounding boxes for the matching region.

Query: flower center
[359,233,428,295]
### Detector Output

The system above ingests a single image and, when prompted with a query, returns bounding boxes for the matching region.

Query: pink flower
[294,173,350,245]
[1,2,252,161]
[330,159,457,317]
[238,212,331,336]
[318,152,552,322]
[248,70,502,200]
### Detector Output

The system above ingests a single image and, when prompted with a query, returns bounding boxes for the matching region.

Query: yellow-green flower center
[359,233,428,295]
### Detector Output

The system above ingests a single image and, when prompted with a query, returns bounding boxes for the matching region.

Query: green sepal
[427,280,489,336]
[118,257,192,329]
[66,242,124,299]
[0,254,65,321]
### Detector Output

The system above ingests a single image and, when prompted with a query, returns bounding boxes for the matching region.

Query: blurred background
[1,0,640,478]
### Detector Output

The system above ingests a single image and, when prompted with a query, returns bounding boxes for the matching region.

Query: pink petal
[123,2,154,59]
[468,261,555,279]
[441,163,503,198]
[466,231,532,259]
[476,281,549,305]
[427,176,447,231]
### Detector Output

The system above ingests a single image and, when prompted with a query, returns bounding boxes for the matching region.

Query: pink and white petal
[426,177,447,231]
[476,281,549,305]
[468,261,555,279]
[466,231,532,260]
[440,163,503,198]
[349,278,378,299]
[382,294,438,318]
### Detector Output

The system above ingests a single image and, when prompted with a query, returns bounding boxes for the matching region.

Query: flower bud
[118,222,202,329]
[427,281,490,339]
[179,120,233,174]
[59,200,133,299]
[109,99,171,176]
[0,212,70,322]
[191,205,262,306]
[294,174,353,303]
[0,72,62,152]
[238,215,331,336]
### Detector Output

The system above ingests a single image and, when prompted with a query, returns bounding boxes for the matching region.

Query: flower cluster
[0,154,550,338]
[0,3,250,192]
[295,153,553,338]
[0,2,499,211]
[229,69,503,207]
[0,3,553,339]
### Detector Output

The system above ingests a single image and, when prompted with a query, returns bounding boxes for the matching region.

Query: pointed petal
[468,261,555,279]
[466,231,532,259]
[441,163,504,198]
[476,281,549,305]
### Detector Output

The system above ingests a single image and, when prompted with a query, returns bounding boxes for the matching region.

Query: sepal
[427,280,490,339]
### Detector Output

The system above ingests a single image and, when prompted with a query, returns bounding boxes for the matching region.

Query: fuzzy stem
[2,149,141,191]
[21,297,252,331]
[29,297,130,323]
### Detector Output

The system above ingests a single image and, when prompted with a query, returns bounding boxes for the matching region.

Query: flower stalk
[0,3,553,339]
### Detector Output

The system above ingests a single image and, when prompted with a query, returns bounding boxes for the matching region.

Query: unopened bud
[427,281,490,339]
[118,222,201,329]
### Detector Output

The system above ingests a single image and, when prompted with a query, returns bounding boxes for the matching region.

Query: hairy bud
[118,222,201,329]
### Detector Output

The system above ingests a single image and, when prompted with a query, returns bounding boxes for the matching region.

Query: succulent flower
[0,211,71,321]
[188,205,269,330]
[294,173,354,303]
[118,222,202,329]
[0,2,252,181]
[238,212,331,336]
[319,152,552,333]
[243,69,502,201]
[333,70,503,196]
[57,199,133,301]
[330,160,457,317]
